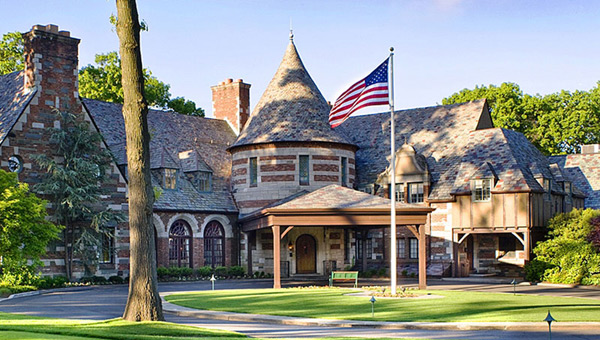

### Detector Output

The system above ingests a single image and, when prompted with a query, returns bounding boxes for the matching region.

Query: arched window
[169,220,192,267]
[204,221,225,267]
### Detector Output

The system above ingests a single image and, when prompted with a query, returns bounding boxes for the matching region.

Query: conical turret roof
[231,39,354,149]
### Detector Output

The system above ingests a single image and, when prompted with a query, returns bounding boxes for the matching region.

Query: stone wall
[231,144,356,215]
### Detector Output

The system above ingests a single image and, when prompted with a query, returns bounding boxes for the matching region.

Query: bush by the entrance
[532,208,600,285]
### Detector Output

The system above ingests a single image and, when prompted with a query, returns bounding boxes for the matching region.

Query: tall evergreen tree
[35,110,124,280]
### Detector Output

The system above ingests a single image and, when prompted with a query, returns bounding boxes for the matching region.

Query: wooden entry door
[296,234,316,274]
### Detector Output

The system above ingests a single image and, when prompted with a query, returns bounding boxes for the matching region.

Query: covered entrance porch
[239,185,434,289]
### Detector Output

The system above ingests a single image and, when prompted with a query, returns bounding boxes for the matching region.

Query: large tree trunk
[116,0,163,321]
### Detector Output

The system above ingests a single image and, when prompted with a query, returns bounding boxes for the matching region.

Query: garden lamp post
[544,310,555,340]
[370,296,376,318]
[210,274,216,291]
[511,279,517,295]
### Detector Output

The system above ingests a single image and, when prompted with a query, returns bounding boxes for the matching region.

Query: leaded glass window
[204,221,225,267]
[169,220,192,267]
[299,155,309,185]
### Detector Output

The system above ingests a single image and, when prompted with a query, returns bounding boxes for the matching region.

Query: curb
[0,286,93,303]
[160,297,600,332]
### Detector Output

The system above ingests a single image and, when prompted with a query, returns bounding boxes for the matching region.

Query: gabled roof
[550,153,599,207]
[231,40,354,149]
[0,71,36,145]
[241,184,432,221]
[338,100,570,201]
[83,98,237,213]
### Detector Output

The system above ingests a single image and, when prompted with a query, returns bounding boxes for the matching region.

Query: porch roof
[240,184,434,231]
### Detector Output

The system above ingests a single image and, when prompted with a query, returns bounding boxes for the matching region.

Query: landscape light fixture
[210,274,216,291]
[544,310,556,340]
[370,296,376,318]
[511,279,517,295]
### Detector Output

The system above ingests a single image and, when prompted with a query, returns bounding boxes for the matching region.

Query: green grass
[0,312,244,340]
[165,288,600,322]
[0,312,434,340]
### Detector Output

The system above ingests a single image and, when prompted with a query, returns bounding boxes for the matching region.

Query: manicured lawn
[0,312,244,340]
[165,288,600,322]
[0,312,433,340]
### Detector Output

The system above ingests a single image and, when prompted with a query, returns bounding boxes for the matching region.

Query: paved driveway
[0,279,599,339]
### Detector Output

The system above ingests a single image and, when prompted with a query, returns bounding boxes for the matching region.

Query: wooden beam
[407,225,419,238]
[272,225,281,289]
[418,224,427,290]
[524,230,531,262]
[281,226,294,240]
[458,233,471,245]
[511,232,525,247]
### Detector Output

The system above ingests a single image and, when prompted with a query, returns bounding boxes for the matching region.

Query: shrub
[377,268,387,277]
[108,276,124,284]
[196,266,213,277]
[156,266,169,279]
[534,208,600,284]
[228,266,245,277]
[0,264,40,286]
[401,270,408,277]
[0,283,36,297]
[80,276,108,285]
[214,266,227,277]
[524,259,555,282]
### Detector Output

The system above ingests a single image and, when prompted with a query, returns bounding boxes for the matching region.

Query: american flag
[329,58,390,128]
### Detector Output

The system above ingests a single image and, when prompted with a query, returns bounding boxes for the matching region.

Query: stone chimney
[581,144,600,154]
[211,78,251,135]
[22,24,80,112]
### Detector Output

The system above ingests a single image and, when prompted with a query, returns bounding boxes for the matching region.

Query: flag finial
[289,18,294,41]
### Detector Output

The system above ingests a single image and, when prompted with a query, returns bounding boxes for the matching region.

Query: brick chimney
[581,144,600,154]
[211,78,250,135]
[22,24,80,112]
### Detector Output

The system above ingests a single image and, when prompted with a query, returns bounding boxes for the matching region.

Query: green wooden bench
[329,271,358,288]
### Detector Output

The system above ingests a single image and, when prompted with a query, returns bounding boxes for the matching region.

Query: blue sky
[2,0,599,117]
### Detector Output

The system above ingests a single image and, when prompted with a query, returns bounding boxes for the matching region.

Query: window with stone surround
[249,157,257,187]
[409,238,418,259]
[341,157,348,186]
[204,220,225,267]
[299,155,309,185]
[98,227,115,264]
[169,220,192,268]
[355,230,373,261]
[163,168,177,190]
[473,179,492,202]
[408,182,424,203]
[389,183,405,202]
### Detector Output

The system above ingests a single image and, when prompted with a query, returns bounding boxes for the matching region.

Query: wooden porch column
[524,230,531,263]
[247,231,254,276]
[272,225,281,289]
[452,232,458,278]
[418,224,427,290]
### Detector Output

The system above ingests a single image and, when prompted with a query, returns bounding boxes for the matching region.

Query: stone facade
[231,143,356,215]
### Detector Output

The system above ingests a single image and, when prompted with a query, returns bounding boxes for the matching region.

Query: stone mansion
[1,24,598,280]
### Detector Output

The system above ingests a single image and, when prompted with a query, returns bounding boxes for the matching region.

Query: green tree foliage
[0,170,62,277]
[0,32,24,75]
[79,52,204,116]
[78,52,170,108]
[34,110,125,279]
[442,82,600,155]
[167,97,205,116]
[532,208,600,285]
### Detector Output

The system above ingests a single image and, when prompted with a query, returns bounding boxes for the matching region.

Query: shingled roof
[0,71,36,145]
[550,153,599,208]
[338,100,570,201]
[83,98,237,213]
[231,39,354,149]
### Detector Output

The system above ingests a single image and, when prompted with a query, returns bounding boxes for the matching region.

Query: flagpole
[389,47,397,295]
